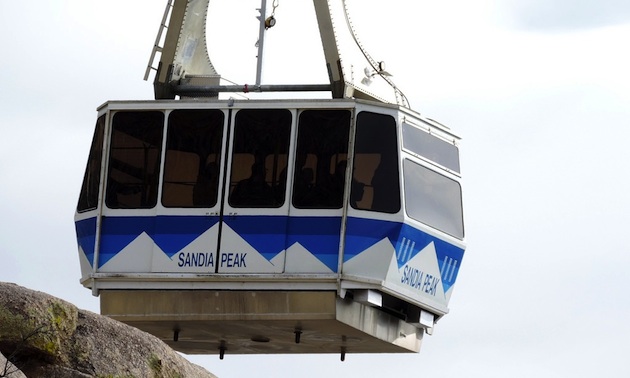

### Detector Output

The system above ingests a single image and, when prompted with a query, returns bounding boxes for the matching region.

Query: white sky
[2,0,630,377]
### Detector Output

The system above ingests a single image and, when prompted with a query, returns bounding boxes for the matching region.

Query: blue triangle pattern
[153,216,219,257]
[396,224,434,269]
[82,213,464,293]
[99,216,156,267]
[224,216,289,261]
[98,216,218,267]
[286,216,342,272]
[344,217,401,262]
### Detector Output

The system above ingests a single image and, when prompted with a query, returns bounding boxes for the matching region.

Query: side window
[162,110,225,207]
[106,111,164,209]
[403,159,464,239]
[293,110,351,209]
[77,115,106,212]
[228,109,291,208]
[402,122,460,173]
[352,112,401,213]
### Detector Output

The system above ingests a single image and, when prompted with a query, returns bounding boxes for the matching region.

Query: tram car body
[74,97,465,355]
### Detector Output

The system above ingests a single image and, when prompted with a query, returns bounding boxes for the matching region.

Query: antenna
[255,0,279,85]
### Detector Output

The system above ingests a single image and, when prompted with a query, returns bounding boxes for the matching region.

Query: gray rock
[0,282,217,378]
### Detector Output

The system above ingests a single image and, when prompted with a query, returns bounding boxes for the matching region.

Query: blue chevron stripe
[77,214,463,290]
[286,216,342,272]
[344,217,401,261]
[98,216,219,267]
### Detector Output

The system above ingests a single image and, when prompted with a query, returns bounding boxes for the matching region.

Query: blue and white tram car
[74,97,465,356]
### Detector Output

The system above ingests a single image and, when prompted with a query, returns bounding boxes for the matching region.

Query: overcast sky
[1,0,629,377]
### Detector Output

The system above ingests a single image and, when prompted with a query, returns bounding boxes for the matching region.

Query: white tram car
[74,0,465,359]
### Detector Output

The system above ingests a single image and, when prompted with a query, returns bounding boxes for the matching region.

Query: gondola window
[293,110,351,208]
[403,159,464,239]
[352,112,401,213]
[105,111,164,209]
[77,115,106,212]
[228,109,291,208]
[162,110,225,207]
[402,122,460,173]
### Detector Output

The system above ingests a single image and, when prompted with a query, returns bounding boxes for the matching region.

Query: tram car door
[218,108,292,273]
[342,106,405,282]
[219,106,353,275]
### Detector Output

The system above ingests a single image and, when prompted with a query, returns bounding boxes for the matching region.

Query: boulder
[0,282,217,378]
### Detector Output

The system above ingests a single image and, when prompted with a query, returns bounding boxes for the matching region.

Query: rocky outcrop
[0,282,217,378]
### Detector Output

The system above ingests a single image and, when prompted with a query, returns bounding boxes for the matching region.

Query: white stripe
[448,259,458,282]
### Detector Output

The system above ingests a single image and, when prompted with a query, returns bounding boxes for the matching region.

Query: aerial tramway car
[74,0,465,359]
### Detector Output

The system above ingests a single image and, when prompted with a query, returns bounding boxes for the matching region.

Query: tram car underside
[75,98,465,357]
